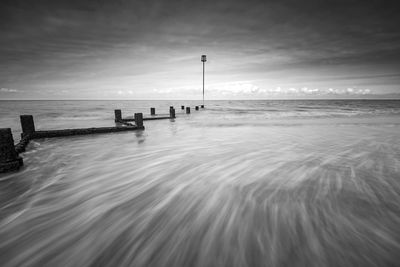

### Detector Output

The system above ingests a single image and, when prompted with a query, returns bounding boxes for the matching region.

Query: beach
[0,100,400,266]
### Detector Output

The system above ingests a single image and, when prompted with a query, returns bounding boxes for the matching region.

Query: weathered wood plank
[30,126,144,139]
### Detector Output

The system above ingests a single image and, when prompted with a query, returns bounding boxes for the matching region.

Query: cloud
[1,0,399,99]
[152,81,374,98]
[0,87,20,93]
[116,89,135,96]
[265,87,372,96]
[153,81,259,94]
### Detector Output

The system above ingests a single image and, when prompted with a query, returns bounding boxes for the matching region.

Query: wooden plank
[120,116,171,122]
[30,126,144,139]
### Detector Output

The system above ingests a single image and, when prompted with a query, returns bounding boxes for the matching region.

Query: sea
[0,100,400,267]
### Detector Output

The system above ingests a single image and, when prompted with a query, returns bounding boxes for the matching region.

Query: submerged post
[0,128,23,173]
[195,106,199,111]
[181,105,185,110]
[186,107,191,114]
[170,108,176,118]
[114,109,122,122]
[20,115,35,137]
[201,105,204,108]
[134,113,144,128]
[150,108,156,115]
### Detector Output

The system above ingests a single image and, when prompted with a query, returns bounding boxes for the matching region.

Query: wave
[1,124,399,266]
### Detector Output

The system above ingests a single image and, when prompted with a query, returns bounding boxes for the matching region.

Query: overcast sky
[1,0,399,99]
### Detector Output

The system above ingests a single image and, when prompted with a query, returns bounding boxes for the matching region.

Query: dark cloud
[1,0,399,98]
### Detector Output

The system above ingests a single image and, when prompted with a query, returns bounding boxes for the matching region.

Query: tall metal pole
[202,61,205,105]
[201,55,206,106]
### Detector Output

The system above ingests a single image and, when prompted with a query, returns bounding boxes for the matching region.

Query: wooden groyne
[1,104,204,173]
[19,114,144,140]
[14,134,30,154]
[115,107,176,123]
[0,128,23,173]
[30,126,144,139]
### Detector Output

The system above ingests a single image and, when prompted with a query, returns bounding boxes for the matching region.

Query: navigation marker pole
[201,55,207,106]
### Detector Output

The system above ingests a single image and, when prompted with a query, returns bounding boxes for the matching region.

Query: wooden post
[186,107,191,114]
[150,108,156,115]
[134,113,144,128]
[20,115,35,137]
[170,106,174,110]
[181,105,185,110]
[195,106,199,110]
[114,109,122,122]
[0,128,23,173]
[170,108,176,118]
[201,105,204,108]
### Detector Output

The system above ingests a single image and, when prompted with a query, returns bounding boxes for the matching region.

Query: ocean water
[0,100,400,267]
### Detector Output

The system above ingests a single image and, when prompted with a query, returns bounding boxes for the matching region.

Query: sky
[1,0,400,100]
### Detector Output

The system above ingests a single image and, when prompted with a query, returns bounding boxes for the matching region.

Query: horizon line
[1,98,400,101]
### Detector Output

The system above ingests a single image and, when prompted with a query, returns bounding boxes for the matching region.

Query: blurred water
[0,100,400,267]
